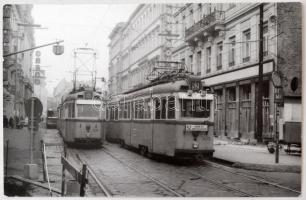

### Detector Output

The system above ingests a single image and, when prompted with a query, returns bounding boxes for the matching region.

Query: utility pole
[257,3,264,142]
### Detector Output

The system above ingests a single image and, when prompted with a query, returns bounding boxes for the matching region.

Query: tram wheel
[139,146,147,156]
[120,140,125,148]
[268,147,275,154]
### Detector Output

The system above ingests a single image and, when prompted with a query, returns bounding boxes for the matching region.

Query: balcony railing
[185,10,225,40]
[243,56,250,63]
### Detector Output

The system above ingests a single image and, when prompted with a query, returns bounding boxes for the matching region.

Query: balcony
[243,56,250,63]
[185,10,225,43]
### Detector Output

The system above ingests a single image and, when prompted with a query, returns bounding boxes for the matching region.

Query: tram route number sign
[186,124,208,132]
[25,97,43,119]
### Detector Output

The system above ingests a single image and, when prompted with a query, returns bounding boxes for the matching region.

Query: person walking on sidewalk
[3,115,8,128]
[9,117,14,128]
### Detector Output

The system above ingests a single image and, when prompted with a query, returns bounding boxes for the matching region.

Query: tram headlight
[193,141,199,149]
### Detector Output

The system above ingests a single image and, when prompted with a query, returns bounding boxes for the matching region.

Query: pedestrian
[15,116,20,129]
[3,115,8,128]
[9,117,14,128]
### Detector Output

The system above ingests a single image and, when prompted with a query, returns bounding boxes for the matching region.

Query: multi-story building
[108,4,173,95]
[53,78,73,105]
[3,5,35,121]
[171,3,301,142]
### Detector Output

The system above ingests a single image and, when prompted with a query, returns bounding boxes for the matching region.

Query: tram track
[66,144,300,197]
[100,148,184,197]
[201,159,301,195]
[69,148,183,197]
[67,149,112,197]
[102,146,255,197]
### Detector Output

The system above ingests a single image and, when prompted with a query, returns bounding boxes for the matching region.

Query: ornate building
[171,3,301,142]
[108,4,173,95]
[3,5,35,120]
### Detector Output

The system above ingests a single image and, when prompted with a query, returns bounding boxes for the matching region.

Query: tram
[105,73,215,158]
[46,109,58,129]
[57,87,105,147]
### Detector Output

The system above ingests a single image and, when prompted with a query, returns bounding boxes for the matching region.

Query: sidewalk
[3,127,63,196]
[4,127,43,178]
[213,137,301,173]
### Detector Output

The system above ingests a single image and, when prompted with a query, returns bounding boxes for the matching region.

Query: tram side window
[106,107,109,120]
[154,98,161,119]
[115,106,118,120]
[180,99,211,118]
[168,96,175,119]
[119,103,124,119]
[128,102,131,119]
[144,99,151,119]
[110,107,114,120]
[124,103,128,119]
[161,97,166,119]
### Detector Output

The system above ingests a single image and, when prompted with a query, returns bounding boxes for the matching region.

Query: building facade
[107,3,301,142]
[171,3,301,142]
[3,5,35,121]
[108,4,173,95]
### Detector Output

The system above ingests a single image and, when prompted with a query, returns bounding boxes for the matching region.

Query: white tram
[105,75,215,158]
[57,87,105,147]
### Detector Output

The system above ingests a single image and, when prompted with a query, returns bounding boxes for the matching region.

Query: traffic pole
[30,97,34,164]
[275,105,280,163]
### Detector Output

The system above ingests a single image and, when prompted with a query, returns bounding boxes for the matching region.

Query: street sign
[272,71,282,87]
[25,97,43,118]
[35,51,41,57]
[274,87,284,105]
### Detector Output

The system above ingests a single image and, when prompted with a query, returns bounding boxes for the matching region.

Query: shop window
[240,84,251,100]
[227,87,236,101]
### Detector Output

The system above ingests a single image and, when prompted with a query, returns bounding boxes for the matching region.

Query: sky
[32,4,139,96]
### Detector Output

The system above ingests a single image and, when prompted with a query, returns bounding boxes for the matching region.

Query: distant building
[108,4,173,95]
[3,5,35,120]
[171,3,301,142]
[53,78,107,105]
[53,78,73,105]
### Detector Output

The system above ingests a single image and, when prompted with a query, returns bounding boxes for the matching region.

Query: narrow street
[40,128,301,197]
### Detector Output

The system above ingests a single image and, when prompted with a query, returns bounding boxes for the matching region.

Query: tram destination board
[186,124,208,132]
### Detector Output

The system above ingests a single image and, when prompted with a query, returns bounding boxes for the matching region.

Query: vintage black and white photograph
[2,1,303,197]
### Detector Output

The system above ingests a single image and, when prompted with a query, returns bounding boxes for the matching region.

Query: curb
[232,162,301,173]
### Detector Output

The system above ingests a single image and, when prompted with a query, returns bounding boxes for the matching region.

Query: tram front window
[180,99,211,118]
[77,104,100,118]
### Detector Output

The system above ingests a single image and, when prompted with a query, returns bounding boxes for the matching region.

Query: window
[189,9,194,26]
[189,55,193,72]
[206,47,211,73]
[227,87,236,101]
[182,15,186,37]
[198,4,202,21]
[196,51,202,75]
[168,96,175,119]
[154,98,161,119]
[263,21,269,56]
[161,98,167,119]
[180,99,211,118]
[217,42,223,70]
[144,99,151,119]
[228,3,236,10]
[229,36,235,66]
[242,29,251,62]
[77,104,100,118]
